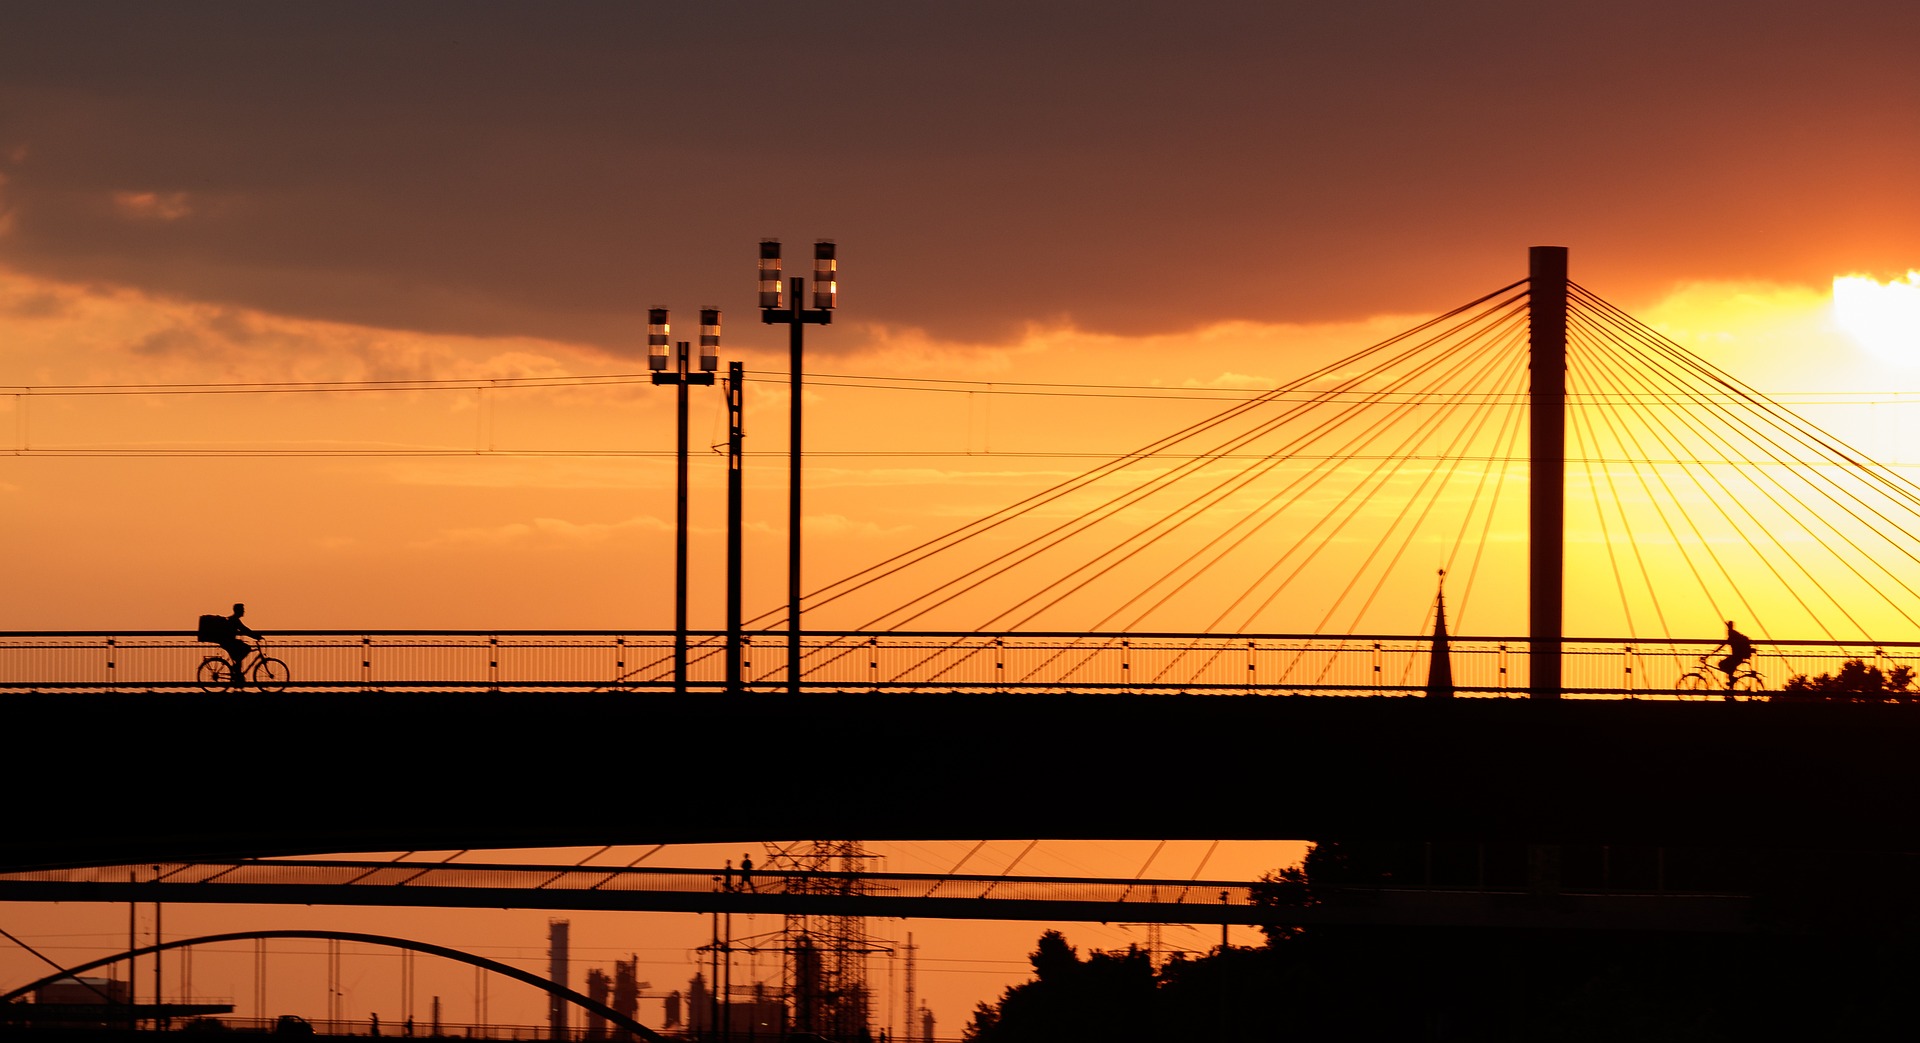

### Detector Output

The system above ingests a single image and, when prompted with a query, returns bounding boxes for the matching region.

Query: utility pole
[726,361,745,690]
[1529,245,1568,700]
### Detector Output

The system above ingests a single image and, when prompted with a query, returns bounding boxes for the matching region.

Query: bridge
[0,857,1758,933]
[6,246,1920,870]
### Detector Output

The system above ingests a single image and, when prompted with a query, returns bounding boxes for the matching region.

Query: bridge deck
[6,692,1917,870]
[0,859,1754,933]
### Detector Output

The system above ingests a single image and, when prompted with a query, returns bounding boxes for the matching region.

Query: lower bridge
[0,858,1756,933]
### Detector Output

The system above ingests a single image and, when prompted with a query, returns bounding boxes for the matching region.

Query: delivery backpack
[196,613,234,643]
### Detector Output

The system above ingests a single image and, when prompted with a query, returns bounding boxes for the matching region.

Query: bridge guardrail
[0,630,1913,696]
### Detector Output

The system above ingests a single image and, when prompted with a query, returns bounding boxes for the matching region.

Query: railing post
[361,636,373,693]
[105,636,116,692]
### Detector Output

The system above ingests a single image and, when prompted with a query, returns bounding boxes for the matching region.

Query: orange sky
[4,264,1919,641]
[5,0,1920,1032]
[0,841,1309,1036]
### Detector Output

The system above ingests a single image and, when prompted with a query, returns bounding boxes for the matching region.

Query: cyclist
[1711,620,1755,692]
[212,602,259,690]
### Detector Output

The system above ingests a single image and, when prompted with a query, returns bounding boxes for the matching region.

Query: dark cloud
[0,286,68,319]
[128,323,200,358]
[1,1,1916,353]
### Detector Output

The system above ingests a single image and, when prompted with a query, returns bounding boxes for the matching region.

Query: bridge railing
[0,630,1913,695]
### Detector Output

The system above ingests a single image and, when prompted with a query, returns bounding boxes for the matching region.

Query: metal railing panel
[0,630,1912,696]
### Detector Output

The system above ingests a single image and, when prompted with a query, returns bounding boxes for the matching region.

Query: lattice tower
[761,841,882,1042]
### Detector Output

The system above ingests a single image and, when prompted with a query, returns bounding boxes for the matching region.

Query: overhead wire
[1572,290,1920,639]
[1572,284,1920,514]
[1060,300,1528,684]
[37,274,1920,666]
[751,282,1528,636]
[1104,303,1533,638]
[1567,325,1785,639]
[1228,319,1527,636]
[1573,313,1869,641]
[18,368,1920,405]
[893,291,1530,682]
[992,304,1527,638]
[1567,350,1649,643]
[1558,323,1752,631]
[1246,324,1527,683]
[790,289,1532,680]
[1154,316,1528,683]
[1316,333,1532,639]
[1440,348,1528,633]
[1579,294,1920,577]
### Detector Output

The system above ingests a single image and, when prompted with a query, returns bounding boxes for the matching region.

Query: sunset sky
[4,0,1920,1031]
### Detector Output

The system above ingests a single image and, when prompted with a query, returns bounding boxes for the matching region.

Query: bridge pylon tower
[1529,245,1568,699]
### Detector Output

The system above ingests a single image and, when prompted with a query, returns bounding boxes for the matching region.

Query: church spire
[1426,569,1454,699]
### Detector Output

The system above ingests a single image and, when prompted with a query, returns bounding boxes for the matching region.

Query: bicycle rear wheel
[1675,673,1716,699]
[197,657,233,693]
[251,657,290,694]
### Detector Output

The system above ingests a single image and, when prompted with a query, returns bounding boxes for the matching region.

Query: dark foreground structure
[8,690,1920,1040]
[6,690,1919,865]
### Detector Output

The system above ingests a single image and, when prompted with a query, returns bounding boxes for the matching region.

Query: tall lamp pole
[651,307,720,694]
[759,240,836,695]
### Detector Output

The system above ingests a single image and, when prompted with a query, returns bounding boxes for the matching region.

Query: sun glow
[1833,271,1920,364]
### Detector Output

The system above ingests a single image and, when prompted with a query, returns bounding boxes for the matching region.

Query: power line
[18,446,1920,464]
[9,372,1920,405]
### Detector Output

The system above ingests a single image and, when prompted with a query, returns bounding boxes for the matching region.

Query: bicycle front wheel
[197,657,233,693]
[251,657,290,694]
[1733,671,1765,697]
[1676,673,1715,700]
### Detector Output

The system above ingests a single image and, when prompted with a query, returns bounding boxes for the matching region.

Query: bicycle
[197,641,290,693]
[1675,655,1763,700]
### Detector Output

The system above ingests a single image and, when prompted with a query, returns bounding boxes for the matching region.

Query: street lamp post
[651,307,720,694]
[759,240,836,695]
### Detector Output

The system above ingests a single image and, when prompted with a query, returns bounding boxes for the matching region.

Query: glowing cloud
[1834,271,1920,365]
[111,189,192,222]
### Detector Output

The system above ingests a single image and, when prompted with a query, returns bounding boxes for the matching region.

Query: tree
[1776,658,1915,703]
[960,1002,997,1041]
[961,931,1153,1043]
[1028,929,1079,983]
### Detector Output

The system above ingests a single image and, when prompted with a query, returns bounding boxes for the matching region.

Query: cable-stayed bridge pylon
[723,245,1920,698]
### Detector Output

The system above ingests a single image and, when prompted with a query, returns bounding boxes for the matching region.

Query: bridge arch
[0,929,666,1042]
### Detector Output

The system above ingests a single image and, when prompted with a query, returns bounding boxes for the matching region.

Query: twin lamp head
[650,239,836,374]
